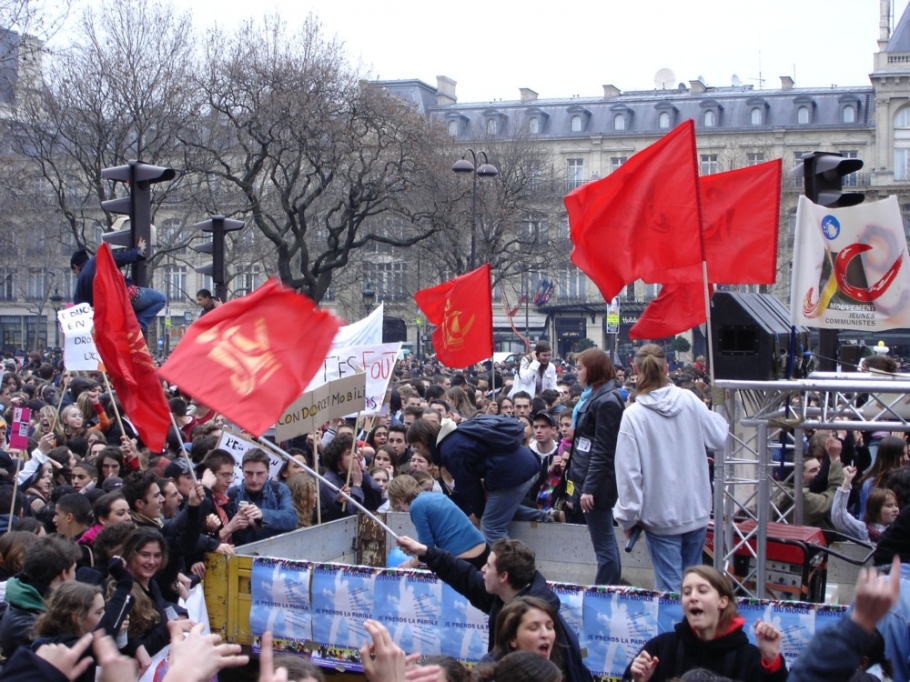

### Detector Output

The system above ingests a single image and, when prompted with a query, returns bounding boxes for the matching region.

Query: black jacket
[621,619,788,682]
[567,382,624,509]
[423,546,593,682]
[0,647,69,682]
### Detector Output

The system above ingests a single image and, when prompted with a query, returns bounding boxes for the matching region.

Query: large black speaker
[711,292,811,381]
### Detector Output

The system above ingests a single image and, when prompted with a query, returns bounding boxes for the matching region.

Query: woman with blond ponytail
[614,344,728,592]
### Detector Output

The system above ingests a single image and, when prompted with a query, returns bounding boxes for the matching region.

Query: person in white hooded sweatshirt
[614,344,728,592]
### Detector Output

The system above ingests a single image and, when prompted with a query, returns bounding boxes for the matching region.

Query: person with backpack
[406,416,563,543]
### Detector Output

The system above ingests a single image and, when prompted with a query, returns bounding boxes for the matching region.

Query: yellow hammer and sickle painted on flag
[441,299,474,351]
[127,331,156,371]
[196,318,280,398]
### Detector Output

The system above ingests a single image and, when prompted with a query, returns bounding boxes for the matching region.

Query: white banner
[58,303,101,371]
[331,303,384,349]
[276,370,367,441]
[311,342,401,416]
[217,429,284,486]
[790,195,910,330]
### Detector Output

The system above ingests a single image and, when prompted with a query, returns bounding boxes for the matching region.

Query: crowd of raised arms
[0,343,908,681]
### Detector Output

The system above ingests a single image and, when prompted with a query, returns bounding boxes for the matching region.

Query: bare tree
[181,15,450,302]
[10,0,196,258]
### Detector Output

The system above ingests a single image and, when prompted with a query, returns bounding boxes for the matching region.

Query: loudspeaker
[711,292,810,381]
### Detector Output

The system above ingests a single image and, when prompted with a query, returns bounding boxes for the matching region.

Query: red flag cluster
[565,119,781,339]
[415,264,493,369]
[93,244,171,452]
[159,278,341,437]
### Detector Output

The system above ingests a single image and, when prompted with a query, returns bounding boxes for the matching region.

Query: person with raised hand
[161,622,249,682]
[788,556,901,682]
[359,619,441,682]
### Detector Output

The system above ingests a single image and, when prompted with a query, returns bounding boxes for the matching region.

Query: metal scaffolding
[712,373,910,598]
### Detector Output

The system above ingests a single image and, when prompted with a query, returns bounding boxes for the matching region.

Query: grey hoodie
[614,384,728,535]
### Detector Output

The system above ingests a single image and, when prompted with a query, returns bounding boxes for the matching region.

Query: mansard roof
[887,1,910,53]
[375,81,874,139]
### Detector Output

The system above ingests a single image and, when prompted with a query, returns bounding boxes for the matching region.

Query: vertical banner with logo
[791,195,910,330]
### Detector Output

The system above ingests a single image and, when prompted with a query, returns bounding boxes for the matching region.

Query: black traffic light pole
[800,151,864,371]
[100,160,176,288]
[193,215,246,302]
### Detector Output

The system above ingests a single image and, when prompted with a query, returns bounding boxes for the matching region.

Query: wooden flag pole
[101,373,126,438]
[49,376,70,435]
[168,413,198,485]
[341,409,364,513]
[312,433,322,526]
[7,459,20,533]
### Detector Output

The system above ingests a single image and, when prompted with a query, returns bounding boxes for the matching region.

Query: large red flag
[93,243,171,452]
[565,119,702,302]
[630,159,782,339]
[158,278,340,437]
[415,264,493,369]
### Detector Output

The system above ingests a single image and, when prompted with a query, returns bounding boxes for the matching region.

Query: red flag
[631,159,782,338]
[415,264,493,368]
[93,244,171,452]
[630,283,714,340]
[702,159,781,284]
[565,120,702,301]
[158,278,340,437]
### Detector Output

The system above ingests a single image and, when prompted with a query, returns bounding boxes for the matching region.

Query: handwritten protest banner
[276,370,367,441]
[58,303,100,371]
[217,429,284,485]
[310,342,401,416]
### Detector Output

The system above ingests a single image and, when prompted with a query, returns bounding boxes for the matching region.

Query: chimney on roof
[880,0,891,51]
[780,75,795,90]
[602,84,620,98]
[519,88,538,102]
[689,79,707,94]
[436,76,457,106]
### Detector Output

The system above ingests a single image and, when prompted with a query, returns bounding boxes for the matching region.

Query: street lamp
[362,281,376,315]
[452,149,498,270]
[49,288,63,348]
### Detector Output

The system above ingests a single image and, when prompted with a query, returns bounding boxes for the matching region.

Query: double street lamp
[452,149,498,270]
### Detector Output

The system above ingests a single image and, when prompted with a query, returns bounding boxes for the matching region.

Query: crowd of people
[0,340,907,681]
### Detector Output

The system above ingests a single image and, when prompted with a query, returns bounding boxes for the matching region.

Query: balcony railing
[784,173,871,190]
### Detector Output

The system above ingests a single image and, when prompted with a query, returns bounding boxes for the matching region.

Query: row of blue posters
[249,559,848,679]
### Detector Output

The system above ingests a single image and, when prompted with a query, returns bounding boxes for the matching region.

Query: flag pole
[312,432,322,526]
[256,437,398,538]
[168,413,198,485]
[702,261,715,386]
[101,373,126,437]
[49,375,70,435]
[7,459,20,533]
[341,408,364,512]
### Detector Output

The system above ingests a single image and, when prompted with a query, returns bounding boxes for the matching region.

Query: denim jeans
[586,507,622,585]
[481,474,547,543]
[644,526,707,592]
[132,287,166,333]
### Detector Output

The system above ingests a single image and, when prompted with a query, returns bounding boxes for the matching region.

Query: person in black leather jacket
[565,348,624,585]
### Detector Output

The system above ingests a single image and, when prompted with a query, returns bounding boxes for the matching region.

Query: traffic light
[193,215,246,301]
[100,160,176,287]
[800,151,864,208]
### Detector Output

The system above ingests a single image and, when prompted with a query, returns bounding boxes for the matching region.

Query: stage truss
[712,374,910,598]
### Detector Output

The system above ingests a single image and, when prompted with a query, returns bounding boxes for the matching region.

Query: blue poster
[374,569,443,655]
[249,558,312,648]
[657,592,683,634]
[439,583,489,663]
[311,563,376,666]
[549,581,585,639]
[813,603,848,634]
[582,587,659,679]
[739,599,814,663]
